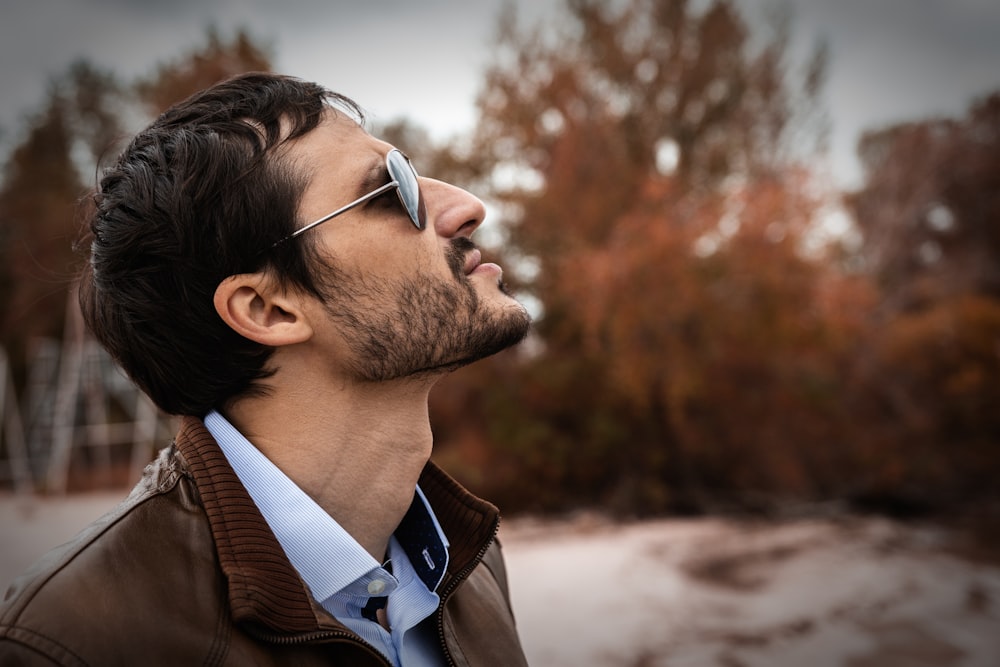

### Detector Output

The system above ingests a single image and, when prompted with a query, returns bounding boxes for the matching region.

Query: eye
[369,187,404,214]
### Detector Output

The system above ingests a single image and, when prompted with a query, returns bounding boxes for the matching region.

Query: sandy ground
[502,514,1000,667]
[2,492,999,666]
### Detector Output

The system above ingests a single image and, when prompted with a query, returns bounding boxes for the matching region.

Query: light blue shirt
[205,410,449,667]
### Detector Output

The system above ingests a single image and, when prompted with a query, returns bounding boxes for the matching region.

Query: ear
[213,273,313,347]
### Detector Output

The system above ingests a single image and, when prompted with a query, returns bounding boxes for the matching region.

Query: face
[288,111,530,383]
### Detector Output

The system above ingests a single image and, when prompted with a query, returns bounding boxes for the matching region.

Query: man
[0,72,532,666]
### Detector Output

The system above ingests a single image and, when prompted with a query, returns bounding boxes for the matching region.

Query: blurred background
[1,1,999,664]
[3,0,998,523]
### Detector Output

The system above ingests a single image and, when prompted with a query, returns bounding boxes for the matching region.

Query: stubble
[321,237,530,382]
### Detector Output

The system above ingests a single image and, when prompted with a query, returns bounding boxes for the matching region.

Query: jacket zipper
[252,627,391,665]
[435,516,501,667]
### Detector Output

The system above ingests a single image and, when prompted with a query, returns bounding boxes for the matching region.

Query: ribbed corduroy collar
[172,416,500,636]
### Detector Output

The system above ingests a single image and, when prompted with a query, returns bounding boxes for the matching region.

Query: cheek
[345,242,451,293]
[322,222,454,286]
[379,233,454,279]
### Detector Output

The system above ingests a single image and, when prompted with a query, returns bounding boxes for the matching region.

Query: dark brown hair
[79,72,362,415]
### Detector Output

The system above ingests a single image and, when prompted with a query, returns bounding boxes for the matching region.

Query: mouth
[463,248,483,276]
[450,238,503,282]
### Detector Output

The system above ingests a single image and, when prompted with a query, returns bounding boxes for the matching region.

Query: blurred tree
[63,61,126,166]
[0,29,273,390]
[136,27,273,116]
[0,58,124,381]
[429,0,860,514]
[847,92,1000,510]
[0,87,84,383]
[850,92,1000,311]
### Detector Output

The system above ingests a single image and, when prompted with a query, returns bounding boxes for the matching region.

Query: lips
[463,248,482,275]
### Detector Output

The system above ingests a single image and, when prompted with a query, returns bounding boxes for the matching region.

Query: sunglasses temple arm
[288,180,400,240]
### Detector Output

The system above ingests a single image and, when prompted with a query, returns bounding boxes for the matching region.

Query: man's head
[80,72,529,416]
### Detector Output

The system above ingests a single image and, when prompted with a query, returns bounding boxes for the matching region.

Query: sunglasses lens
[387,150,426,230]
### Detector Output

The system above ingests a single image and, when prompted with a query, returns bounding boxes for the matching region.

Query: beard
[321,237,531,383]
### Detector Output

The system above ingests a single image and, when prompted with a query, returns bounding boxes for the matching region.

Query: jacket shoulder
[0,447,225,664]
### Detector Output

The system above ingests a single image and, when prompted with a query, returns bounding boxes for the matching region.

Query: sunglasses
[272,148,426,248]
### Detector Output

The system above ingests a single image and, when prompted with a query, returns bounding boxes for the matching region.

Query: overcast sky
[3,0,999,189]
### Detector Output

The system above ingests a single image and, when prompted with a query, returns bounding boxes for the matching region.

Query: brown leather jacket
[0,417,528,666]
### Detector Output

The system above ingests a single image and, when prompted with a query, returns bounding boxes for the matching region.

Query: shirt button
[368,579,386,595]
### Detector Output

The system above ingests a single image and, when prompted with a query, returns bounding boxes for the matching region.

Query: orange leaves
[451,3,997,516]
[136,28,272,116]
[446,0,863,512]
[878,295,1000,404]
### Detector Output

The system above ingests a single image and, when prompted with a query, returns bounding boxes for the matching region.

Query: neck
[222,371,437,561]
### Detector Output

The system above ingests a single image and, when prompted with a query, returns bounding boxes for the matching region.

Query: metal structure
[0,346,31,493]
[1,286,175,493]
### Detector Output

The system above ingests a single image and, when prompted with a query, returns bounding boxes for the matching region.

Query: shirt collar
[397,484,449,591]
[204,410,449,602]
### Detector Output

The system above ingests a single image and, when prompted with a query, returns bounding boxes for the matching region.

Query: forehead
[287,110,392,215]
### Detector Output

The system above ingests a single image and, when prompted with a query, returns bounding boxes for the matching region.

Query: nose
[422,177,486,239]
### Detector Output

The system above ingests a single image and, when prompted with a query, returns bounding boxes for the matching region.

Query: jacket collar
[173,415,500,635]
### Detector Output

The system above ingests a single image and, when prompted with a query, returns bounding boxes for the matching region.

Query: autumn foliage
[428,0,999,518]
